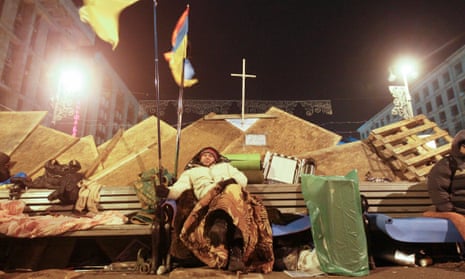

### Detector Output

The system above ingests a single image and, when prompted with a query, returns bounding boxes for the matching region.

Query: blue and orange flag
[164,6,198,87]
[79,0,139,50]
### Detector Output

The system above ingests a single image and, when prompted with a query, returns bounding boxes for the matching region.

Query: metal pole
[151,0,163,274]
[174,58,185,178]
[403,73,414,119]
[153,0,163,178]
[241,58,245,125]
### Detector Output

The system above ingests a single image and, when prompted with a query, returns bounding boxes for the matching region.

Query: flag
[164,6,198,87]
[78,0,139,50]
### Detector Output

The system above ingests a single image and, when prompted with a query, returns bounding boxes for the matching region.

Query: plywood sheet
[90,143,176,186]
[90,147,154,186]
[222,106,341,156]
[171,113,244,175]
[0,111,47,155]
[97,116,177,169]
[90,116,178,185]
[296,141,400,182]
[10,125,78,176]
[31,135,100,180]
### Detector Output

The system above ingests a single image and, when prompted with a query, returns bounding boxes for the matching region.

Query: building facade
[0,0,146,144]
[358,45,465,139]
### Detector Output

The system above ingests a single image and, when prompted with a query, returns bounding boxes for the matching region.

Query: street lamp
[52,61,87,136]
[388,57,418,119]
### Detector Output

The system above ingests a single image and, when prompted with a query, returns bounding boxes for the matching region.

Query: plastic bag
[301,170,369,277]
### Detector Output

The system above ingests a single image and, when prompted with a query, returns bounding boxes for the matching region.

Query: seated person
[156,146,274,273]
[427,130,465,213]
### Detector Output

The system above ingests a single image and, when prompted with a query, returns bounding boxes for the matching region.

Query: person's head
[451,130,465,158]
[0,152,11,182]
[0,152,11,167]
[459,140,465,155]
[198,147,220,167]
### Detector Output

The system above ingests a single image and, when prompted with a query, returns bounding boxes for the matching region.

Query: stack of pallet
[366,114,453,181]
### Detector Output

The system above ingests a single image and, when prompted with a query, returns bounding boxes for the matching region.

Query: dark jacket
[0,152,11,182]
[427,130,465,213]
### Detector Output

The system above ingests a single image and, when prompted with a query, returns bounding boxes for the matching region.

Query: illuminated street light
[388,57,418,119]
[52,61,88,137]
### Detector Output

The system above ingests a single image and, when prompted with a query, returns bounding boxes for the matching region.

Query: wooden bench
[0,181,430,231]
[248,181,432,218]
[358,181,432,218]
[0,186,153,237]
[0,180,433,271]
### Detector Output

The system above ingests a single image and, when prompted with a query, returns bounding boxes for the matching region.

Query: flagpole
[174,58,185,178]
[151,0,163,274]
[173,5,190,178]
[152,1,163,185]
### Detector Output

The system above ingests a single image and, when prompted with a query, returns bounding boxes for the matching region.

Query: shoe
[228,246,245,272]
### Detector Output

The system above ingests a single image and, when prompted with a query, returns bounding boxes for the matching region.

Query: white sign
[245,134,267,146]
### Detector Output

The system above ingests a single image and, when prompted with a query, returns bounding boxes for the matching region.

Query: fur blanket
[172,183,274,273]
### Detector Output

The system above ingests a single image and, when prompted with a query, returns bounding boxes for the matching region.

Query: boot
[208,218,229,247]
[228,246,245,272]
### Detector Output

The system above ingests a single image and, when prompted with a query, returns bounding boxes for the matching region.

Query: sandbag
[301,170,369,277]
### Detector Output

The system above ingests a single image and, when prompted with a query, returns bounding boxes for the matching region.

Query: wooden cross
[231,58,256,124]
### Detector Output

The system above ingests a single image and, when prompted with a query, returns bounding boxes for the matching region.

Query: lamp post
[388,58,418,119]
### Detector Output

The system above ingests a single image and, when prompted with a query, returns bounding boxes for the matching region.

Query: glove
[10,176,32,189]
[218,178,237,188]
[155,185,169,198]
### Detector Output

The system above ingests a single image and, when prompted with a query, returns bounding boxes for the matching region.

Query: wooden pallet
[367,115,453,181]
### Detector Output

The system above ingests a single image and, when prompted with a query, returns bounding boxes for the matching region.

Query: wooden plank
[361,192,430,199]
[203,113,277,120]
[393,130,447,154]
[100,186,137,195]
[364,198,431,206]
[381,122,436,144]
[248,183,301,193]
[99,196,140,203]
[404,144,450,166]
[255,193,303,200]
[366,205,431,214]
[359,181,423,190]
[370,115,426,135]
[44,224,151,237]
[260,200,306,207]
[84,129,124,178]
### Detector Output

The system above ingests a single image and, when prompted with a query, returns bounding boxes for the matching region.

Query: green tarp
[301,170,369,277]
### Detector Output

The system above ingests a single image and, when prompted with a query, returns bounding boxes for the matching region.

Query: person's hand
[155,185,169,198]
[218,178,237,188]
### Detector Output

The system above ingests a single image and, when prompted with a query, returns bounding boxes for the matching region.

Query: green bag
[133,167,174,210]
[301,170,369,277]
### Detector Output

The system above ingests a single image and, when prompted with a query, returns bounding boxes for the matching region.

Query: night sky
[96,0,465,137]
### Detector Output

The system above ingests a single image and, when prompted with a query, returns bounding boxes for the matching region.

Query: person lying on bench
[427,130,465,213]
[155,146,274,273]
